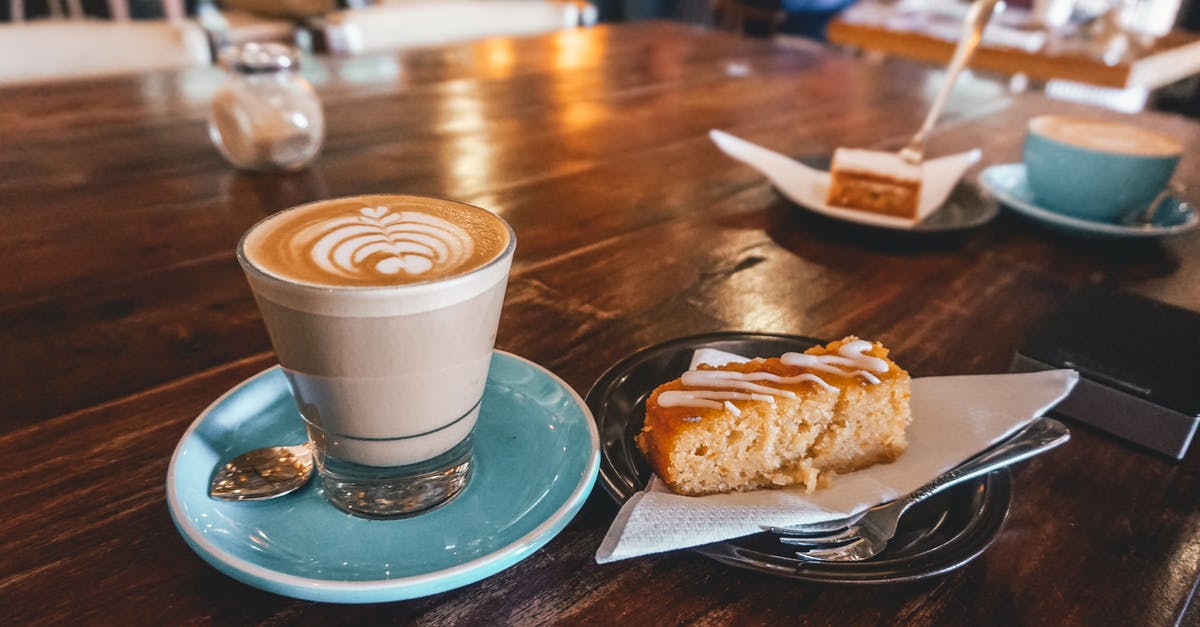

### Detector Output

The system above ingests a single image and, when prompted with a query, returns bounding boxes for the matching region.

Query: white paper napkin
[595,367,1078,563]
[709,129,982,229]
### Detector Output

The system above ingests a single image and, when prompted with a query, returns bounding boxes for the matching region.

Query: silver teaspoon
[1121,182,1182,228]
[209,442,315,501]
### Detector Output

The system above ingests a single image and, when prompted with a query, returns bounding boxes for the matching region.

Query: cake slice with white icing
[636,336,911,496]
[826,149,923,219]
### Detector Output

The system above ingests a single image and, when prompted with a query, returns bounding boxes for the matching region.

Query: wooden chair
[311,0,597,56]
[0,0,210,84]
[4,0,187,23]
[711,0,786,37]
[197,3,300,51]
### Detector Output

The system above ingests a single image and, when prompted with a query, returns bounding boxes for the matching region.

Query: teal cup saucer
[979,163,1197,239]
[167,351,599,603]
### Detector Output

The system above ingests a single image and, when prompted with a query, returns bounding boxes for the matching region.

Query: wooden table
[3,21,1200,624]
[827,3,1200,90]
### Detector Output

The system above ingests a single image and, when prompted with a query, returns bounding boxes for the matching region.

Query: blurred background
[1,0,1198,116]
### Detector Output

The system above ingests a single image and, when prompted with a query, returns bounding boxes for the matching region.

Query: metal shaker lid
[220,42,301,74]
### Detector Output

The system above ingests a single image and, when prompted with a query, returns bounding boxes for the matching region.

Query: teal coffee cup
[1023,115,1181,223]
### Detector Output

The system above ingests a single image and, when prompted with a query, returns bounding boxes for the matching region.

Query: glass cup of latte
[237,195,515,518]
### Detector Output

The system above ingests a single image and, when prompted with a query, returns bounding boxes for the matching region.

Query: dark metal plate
[586,332,1012,584]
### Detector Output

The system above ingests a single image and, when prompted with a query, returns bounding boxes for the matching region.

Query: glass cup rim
[236,194,517,294]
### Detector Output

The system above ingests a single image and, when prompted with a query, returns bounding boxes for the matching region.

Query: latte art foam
[306,206,474,280]
[1030,115,1181,157]
[242,195,511,287]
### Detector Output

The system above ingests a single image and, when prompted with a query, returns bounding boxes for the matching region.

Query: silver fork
[773,417,1070,562]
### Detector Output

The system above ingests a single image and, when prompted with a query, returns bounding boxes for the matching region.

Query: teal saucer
[167,351,599,603]
[979,163,1197,238]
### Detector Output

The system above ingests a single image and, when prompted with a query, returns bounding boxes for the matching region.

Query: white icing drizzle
[657,339,890,412]
[658,390,779,410]
[780,339,888,384]
[299,206,474,280]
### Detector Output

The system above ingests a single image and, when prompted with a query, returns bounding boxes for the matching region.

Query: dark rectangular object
[1011,287,1200,460]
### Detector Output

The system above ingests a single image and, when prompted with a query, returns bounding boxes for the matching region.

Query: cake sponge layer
[826,148,923,219]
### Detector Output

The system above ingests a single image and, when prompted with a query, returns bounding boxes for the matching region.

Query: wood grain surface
[2,21,1199,625]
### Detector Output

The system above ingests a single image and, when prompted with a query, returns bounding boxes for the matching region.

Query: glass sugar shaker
[209,43,324,172]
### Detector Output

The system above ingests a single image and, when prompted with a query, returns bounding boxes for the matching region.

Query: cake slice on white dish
[826,149,923,220]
